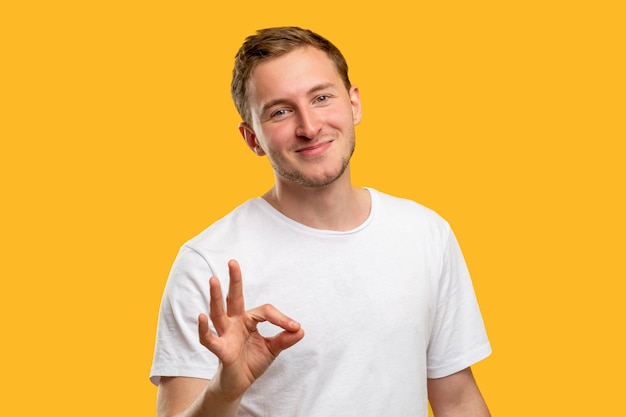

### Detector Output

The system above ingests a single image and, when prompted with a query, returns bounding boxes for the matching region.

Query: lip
[295,140,333,157]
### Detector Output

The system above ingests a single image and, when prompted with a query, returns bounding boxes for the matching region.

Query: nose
[295,108,322,140]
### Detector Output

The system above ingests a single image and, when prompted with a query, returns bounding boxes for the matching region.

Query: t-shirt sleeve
[149,246,220,385]
[426,228,491,378]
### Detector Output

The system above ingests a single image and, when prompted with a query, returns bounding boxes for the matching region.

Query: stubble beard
[270,133,356,189]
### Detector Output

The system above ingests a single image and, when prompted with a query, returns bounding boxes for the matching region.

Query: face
[240,46,362,188]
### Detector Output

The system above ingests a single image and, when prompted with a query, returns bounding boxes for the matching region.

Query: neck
[262,170,370,231]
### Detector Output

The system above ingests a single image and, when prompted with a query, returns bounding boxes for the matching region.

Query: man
[151,26,492,417]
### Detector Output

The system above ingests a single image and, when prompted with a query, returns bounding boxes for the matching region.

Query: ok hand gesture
[198,259,304,401]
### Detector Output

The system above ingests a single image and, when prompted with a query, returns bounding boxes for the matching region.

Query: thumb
[266,327,305,357]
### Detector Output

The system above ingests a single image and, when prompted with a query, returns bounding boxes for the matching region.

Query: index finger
[225,259,245,315]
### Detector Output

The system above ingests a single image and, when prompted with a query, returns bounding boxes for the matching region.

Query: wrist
[207,366,246,404]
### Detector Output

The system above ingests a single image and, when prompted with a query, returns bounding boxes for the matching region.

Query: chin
[285,165,350,188]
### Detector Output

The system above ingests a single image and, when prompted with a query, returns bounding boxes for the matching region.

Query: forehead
[247,46,343,102]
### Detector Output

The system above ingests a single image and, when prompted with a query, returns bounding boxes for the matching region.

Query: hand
[198,259,304,401]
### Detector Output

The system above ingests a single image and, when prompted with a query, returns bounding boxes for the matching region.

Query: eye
[315,95,329,103]
[270,108,289,118]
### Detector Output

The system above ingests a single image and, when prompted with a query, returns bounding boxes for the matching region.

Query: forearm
[156,376,242,417]
[179,381,242,417]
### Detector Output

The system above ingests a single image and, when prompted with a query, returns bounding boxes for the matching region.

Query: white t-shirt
[150,188,491,417]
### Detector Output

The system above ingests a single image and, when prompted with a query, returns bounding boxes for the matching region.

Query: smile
[295,141,333,157]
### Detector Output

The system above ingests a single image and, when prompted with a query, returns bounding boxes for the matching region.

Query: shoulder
[368,188,450,230]
[162,199,271,289]
[184,198,267,248]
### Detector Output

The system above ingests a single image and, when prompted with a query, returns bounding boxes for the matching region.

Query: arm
[427,367,490,417]
[156,260,305,417]
[156,376,238,417]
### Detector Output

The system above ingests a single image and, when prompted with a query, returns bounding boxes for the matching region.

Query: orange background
[1,1,624,415]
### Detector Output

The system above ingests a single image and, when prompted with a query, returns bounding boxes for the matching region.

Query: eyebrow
[260,82,338,115]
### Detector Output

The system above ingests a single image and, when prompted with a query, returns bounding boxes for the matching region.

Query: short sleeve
[149,246,220,385]
[426,229,491,378]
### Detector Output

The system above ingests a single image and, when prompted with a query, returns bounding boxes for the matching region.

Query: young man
[150,26,492,417]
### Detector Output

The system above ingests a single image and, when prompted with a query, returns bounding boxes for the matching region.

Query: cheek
[259,124,293,148]
[329,104,357,126]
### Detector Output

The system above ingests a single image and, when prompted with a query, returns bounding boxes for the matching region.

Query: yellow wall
[2,1,624,415]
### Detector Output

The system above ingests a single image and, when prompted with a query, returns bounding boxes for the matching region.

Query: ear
[349,86,362,125]
[238,122,266,156]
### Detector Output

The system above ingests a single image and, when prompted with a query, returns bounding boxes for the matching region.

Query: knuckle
[259,303,275,314]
